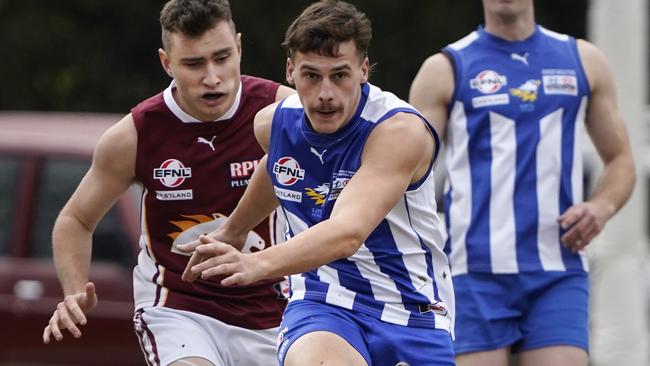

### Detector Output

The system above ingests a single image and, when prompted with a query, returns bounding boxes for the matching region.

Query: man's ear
[286,57,295,85]
[159,48,173,78]
[236,32,242,57]
[360,57,369,84]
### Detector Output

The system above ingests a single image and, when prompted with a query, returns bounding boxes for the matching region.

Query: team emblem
[273,157,305,186]
[510,79,541,102]
[470,70,508,94]
[305,183,330,205]
[153,159,192,188]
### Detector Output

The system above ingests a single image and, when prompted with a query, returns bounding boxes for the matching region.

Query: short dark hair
[283,0,372,60]
[160,0,236,50]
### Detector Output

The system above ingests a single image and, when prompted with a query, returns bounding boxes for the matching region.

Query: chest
[458,47,585,119]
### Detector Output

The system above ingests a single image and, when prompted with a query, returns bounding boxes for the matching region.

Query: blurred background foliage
[0,0,587,113]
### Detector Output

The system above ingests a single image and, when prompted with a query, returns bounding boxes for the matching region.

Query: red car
[0,112,145,365]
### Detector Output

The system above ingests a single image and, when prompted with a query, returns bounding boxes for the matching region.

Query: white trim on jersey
[321,267,357,310]
[280,93,303,109]
[448,31,480,51]
[446,101,472,275]
[489,112,519,273]
[289,274,306,301]
[163,80,242,123]
[537,108,566,271]
[539,26,570,41]
[574,97,589,271]
[134,188,169,310]
[351,243,403,304]
[386,197,436,300]
[360,85,413,122]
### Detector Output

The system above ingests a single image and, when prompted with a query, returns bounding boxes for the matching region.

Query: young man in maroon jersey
[42,0,293,365]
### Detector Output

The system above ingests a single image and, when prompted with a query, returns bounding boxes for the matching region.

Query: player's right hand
[43,282,98,344]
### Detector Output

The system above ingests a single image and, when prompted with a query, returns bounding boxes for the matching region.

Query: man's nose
[203,63,221,87]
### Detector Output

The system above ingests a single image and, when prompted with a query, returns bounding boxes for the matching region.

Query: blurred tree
[0,0,587,113]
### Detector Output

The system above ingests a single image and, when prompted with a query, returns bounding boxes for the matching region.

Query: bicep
[329,115,431,238]
[61,117,136,230]
[409,53,454,139]
[579,41,631,163]
[254,103,279,152]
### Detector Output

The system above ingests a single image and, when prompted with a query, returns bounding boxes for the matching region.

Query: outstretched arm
[558,40,636,251]
[179,103,281,277]
[183,112,435,286]
[43,115,136,343]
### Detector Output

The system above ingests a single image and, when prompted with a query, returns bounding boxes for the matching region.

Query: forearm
[252,218,361,279]
[52,215,93,296]
[591,152,636,217]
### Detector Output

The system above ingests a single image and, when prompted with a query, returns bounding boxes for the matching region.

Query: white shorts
[134,307,278,366]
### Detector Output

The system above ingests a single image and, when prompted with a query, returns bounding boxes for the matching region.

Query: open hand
[43,282,97,344]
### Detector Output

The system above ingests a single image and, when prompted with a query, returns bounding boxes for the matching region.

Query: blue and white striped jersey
[267,83,453,332]
[443,26,591,275]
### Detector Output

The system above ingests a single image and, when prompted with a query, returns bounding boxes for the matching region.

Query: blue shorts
[453,271,589,354]
[277,299,454,366]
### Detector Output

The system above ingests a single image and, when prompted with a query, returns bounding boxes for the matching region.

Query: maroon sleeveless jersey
[131,75,285,329]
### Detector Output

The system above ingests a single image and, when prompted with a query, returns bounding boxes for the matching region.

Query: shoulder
[131,92,166,120]
[241,75,295,104]
[374,112,430,141]
[576,39,613,92]
[409,53,455,104]
[418,53,454,76]
[362,112,434,177]
[253,102,281,152]
[241,75,279,99]
[368,112,432,154]
[92,114,137,175]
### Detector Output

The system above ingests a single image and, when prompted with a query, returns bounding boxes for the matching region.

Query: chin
[312,122,342,135]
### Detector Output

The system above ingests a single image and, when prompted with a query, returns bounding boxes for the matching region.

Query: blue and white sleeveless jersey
[442,26,591,275]
[267,82,453,332]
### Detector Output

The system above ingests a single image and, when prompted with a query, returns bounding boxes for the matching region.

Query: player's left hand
[557,200,612,252]
[181,235,259,286]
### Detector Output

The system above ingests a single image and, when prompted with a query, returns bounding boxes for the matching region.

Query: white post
[588,1,649,365]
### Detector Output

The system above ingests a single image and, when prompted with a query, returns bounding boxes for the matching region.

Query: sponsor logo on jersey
[510,79,541,102]
[197,136,216,151]
[472,93,510,108]
[328,177,350,201]
[542,75,578,96]
[470,70,508,94]
[305,183,330,206]
[230,159,261,187]
[309,147,327,164]
[156,189,193,201]
[273,157,305,186]
[153,159,192,188]
[274,187,303,203]
[510,52,530,66]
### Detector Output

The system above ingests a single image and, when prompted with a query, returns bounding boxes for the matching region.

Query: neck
[484,8,535,41]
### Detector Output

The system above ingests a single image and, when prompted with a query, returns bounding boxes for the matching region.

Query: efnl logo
[273,157,305,186]
[153,159,192,188]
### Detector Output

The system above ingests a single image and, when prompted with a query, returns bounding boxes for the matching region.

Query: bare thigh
[284,331,368,366]
[520,346,588,366]
[456,347,510,366]
[169,357,215,366]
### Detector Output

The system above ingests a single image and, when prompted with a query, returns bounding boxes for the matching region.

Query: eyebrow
[179,47,232,63]
[299,64,352,73]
